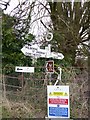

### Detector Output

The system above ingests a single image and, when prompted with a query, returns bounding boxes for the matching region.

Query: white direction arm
[21,44,64,60]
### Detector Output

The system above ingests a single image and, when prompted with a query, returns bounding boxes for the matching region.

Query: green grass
[2,106,11,118]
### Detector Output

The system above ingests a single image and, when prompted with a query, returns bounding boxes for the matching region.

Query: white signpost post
[47,85,70,118]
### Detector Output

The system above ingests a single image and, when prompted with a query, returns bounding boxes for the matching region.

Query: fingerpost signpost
[21,32,70,119]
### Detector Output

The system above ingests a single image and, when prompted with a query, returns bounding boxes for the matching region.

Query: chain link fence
[1,66,89,118]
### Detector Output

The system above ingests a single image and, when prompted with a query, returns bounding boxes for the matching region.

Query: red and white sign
[49,98,68,105]
[46,60,54,73]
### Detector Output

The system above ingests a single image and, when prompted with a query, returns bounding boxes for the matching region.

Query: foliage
[2,67,88,118]
[1,1,89,118]
[2,13,34,74]
[2,106,11,118]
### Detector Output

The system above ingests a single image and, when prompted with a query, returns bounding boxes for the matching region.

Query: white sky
[4,0,21,14]
[4,0,51,38]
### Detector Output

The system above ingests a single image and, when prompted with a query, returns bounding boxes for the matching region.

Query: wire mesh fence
[1,66,89,118]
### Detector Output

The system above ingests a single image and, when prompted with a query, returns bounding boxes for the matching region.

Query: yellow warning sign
[49,92,68,96]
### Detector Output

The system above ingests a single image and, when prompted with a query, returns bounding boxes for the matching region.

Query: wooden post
[22,72,24,88]
[49,73,52,85]
[2,74,11,111]
[43,73,48,86]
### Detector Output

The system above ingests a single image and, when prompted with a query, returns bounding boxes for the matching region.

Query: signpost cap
[46,32,53,41]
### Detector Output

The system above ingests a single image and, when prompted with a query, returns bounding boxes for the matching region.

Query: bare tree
[2,0,89,65]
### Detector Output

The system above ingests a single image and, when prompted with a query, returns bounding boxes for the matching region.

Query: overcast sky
[4,0,24,14]
[3,0,51,41]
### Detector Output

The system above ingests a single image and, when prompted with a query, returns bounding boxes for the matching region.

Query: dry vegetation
[1,65,89,118]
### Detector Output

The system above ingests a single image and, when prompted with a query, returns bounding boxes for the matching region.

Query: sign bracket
[54,67,63,86]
